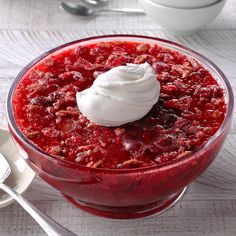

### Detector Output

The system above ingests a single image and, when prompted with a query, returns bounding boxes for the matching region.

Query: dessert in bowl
[7,35,233,219]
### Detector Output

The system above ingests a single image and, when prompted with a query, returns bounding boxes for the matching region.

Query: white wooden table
[0,0,236,235]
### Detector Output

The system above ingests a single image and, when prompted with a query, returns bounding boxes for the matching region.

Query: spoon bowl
[61,2,94,16]
[61,2,144,17]
[80,0,108,6]
[0,127,35,208]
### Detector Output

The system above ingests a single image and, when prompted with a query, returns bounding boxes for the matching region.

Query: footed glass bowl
[7,35,234,219]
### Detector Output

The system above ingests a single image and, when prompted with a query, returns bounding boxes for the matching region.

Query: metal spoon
[79,0,108,6]
[61,2,145,16]
[0,152,77,236]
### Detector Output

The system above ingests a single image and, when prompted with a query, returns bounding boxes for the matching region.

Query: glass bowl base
[63,187,187,219]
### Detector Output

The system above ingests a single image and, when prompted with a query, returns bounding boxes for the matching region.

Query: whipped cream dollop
[76,63,160,127]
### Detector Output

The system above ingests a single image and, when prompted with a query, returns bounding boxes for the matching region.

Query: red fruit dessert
[7,35,233,219]
[12,41,226,169]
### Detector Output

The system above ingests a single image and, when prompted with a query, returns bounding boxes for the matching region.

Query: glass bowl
[6,35,234,219]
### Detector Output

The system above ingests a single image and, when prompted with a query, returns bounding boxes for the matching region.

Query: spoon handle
[0,184,77,236]
[100,8,145,14]
[80,0,107,6]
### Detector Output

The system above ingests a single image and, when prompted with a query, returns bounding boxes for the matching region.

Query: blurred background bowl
[151,0,220,9]
[139,0,227,34]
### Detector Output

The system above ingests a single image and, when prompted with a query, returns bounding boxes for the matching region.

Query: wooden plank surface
[0,0,235,31]
[1,200,236,236]
[0,29,236,78]
[0,0,236,235]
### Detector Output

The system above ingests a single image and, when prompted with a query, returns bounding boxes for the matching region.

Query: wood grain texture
[0,200,236,236]
[0,0,236,235]
[0,0,235,31]
[0,29,236,77]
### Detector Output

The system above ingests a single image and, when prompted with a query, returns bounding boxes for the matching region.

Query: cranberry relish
[13,41,226,169]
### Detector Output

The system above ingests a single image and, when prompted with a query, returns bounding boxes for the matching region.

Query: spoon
[61,2,145,16]
[0,152,77,236]
[79,0,108,6]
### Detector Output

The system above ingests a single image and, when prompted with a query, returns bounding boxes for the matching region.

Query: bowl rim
[7,34,234,174]
[142,0,226,10]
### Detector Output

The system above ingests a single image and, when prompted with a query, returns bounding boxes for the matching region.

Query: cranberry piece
[152,61,171,73]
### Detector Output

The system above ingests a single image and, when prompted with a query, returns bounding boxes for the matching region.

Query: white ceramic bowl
[0,128,35,208]
[151,0,219,9]
[139,0,227,34]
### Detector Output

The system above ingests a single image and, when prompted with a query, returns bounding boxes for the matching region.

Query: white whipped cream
[76,63,160,127]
